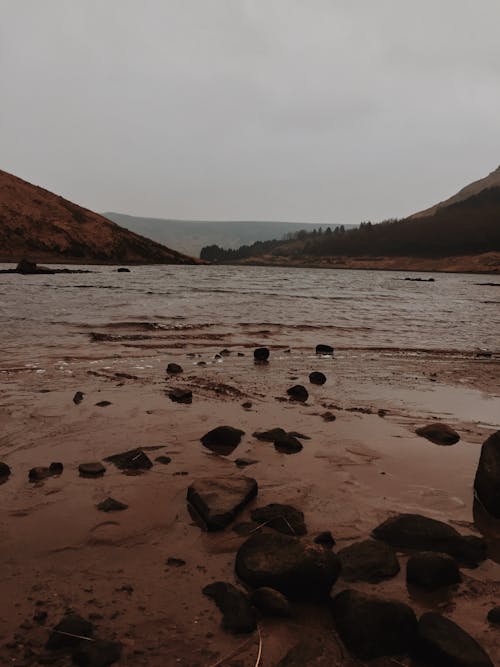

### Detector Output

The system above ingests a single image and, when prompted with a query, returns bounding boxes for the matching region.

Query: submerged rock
[474,430,500,518]
[250,503,307,536]
[168,387,192,403]
[415,423,460,445]
[72,639,123,666]
[417,612,493,667]
[287,385,309,402]
[337,539,400,583]
[315,344,334,355]
[254,347,270,362]
[105,448,152,470]
[187,476,257,530]
[155,455,172,465]
[46,613,94,650]
[309,371,327,385]
[234,457,258,468]
[372,513,486,567]
[331,589,417,660]
[201,426,245,456]
[97,497,128,512]
[235,532,340,600]
[203,582,256,633]
[73,391,85,405]
[29,466,52,481]
[251,587,291,617]
[253,427,287,442]
[406,552,461,591]
[78,462,106,477]
[166,362,183,374]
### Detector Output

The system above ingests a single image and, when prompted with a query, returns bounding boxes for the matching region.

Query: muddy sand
[1,331,499,666]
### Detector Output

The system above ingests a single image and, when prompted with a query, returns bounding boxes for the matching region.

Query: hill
[0,170,196,264]
[103,212,351,256]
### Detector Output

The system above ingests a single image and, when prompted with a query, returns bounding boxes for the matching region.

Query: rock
[0,462,11,478]
[241,401,252,409]
[202,582,256,634]
[235,532,340,600]
[474,430,500,518]
[16,259,39,274]
[250,503,307,536]
[415,423,460,445]
[487,606,500,624]
[406,552,461,591]
[201,426,245,456]
[73,391,85,405]
[372,513,486,567]
[287,385,309,402]
[72,639,123,666]
[219,348,231,356]
[97,497,128,512]
[274,433,303,454]
[309,372,327,385]
[417,612,493,667]
[253,427,287,442]
[187,476,258,531]
[331,589,418,660]
[78,462,106,477]
[254,347,270,362]
[166,362,183,374]
[104,448,153,470]
[46,613,94,650]
[314,531,336,548]
[321,411,336,422]
[155,455,172,465]
[117,267,130,272]
[166,557,186,567]
[49,462,63,475]
[95,401,112,407]
[250,587,291,617]
[337,539,400,583]
[234,458,258,468]
[315,344,334,355]
[33,610,48,624]
[29,466,51,481]
[168,387,192,403]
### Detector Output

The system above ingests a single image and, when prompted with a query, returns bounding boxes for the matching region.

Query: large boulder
[187,476,257,531]
[372,513,486,567]
[406,552,461,591]
[417,612,493,667]
[250,503,307,536]
[331,589,418,660]
[474,430,500,518]
[202,582,256,634]
[201,426,245,456]
[415,423,460,445]
[337,539,400,583]
[235,532,340,600]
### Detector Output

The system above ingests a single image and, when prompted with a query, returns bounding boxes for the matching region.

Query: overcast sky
[1,1,500,224]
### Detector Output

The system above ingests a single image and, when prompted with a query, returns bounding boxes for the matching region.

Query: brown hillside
[0,169,196,264]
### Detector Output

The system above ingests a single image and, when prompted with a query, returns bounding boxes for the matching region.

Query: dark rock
[29,466,51,482]
[166,557,186,567]
[372,513,486,567]
[117,267,130,272]
[78,462,106,477]
[166,363,183,374]
[406,552,461,591]
[338,539,400,583]
[155,455,172,465]
[235,532,340,600]
[286,385,309,402]
[17,259,40,274]
[321,411,336,422]
[0,462,11,478]
[201,426,245,456]
[72,639,122,666]
[46,614,94,650]
[331,589,418,660]
[49,462,63,475]
[241,401,252,409]
[187,476,258,531]
[315,344,334,355]
[487,606,500,624]
[202,582,256,634]
[234,458,258,468]
[309,372,327,385]
[474,430,500,518]
[250,503,307,536]
[104,448,153,470]
[73,391,85,405]
[415,423,460,445]
[95,401,112,408]
[33,610,48,624]
[219,348,231,356]
[253,428,287,442]
[274,433,303,454]
[168,387,192,403]
[417,612,493,667]
[254,347,270,362]
[314,531,336,548]
[97,497,128,512]
[250,587,291,617]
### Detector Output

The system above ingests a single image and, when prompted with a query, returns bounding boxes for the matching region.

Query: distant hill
[103,212,350,256]
[0,170,196,264]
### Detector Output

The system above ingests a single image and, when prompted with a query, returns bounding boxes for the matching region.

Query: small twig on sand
[54,630,94,642]
[254,625,263,667]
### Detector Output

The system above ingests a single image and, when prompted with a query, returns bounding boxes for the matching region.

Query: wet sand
[1,325,499,666]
